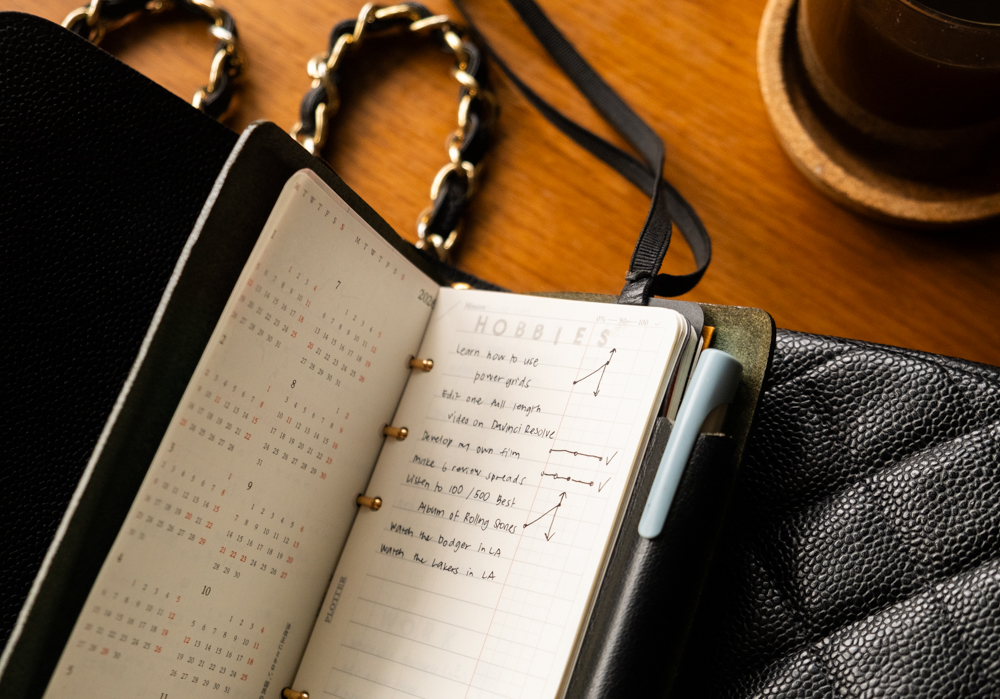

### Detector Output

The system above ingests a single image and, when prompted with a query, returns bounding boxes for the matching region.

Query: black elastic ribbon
[451,0,711,304]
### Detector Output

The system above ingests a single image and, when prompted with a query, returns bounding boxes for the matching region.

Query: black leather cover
[567,424,735,699]
[0,11,237,648]
[673,331,1000,698]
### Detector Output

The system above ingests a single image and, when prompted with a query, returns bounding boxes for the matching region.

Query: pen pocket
[566,417,736,699]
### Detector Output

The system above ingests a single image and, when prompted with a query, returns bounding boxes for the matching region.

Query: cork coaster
[757,0,1000,227]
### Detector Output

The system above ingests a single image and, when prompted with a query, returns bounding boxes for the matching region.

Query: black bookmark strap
[451,0,711,304]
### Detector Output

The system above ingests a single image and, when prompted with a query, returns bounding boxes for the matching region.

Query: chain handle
[62,0,244,121]
[291,3,496,262]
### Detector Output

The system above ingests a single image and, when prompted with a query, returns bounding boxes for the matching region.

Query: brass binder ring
[282,689,309,699]
[291,3,496,263]
[383,425,408,441]
[356,495,383,510]
[62,0,244,121]
[409,357,434,372]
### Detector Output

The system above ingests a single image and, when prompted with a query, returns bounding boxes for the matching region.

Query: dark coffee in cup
[797,0,1000,175]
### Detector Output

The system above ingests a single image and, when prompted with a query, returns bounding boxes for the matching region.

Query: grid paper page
[292,288,685,699]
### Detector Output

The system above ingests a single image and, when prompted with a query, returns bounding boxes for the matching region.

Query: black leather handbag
[674,332,1000,697]
[3,7,998,698]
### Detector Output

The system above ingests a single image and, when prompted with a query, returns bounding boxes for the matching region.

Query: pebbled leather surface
[672,330,1000,698]
[0,12,237,648]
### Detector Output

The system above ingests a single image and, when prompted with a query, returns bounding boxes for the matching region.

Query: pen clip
[638,349,742,539]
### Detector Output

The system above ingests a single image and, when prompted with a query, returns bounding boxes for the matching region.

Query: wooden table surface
[7,0,1000,366]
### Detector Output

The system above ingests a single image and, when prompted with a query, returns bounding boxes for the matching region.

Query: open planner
[40,169,698,699]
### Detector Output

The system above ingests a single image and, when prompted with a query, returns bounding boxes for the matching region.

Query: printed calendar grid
[44,171,438,699]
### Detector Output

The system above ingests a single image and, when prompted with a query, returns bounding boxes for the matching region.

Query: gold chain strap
[62,0,244,120]
[291,3,496,261]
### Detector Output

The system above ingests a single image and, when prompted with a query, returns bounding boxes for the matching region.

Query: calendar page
[44,171,439,698]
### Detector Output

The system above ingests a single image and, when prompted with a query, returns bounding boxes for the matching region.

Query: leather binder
[0,115,772,697]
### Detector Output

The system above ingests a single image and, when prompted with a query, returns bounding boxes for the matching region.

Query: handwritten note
[292,289,686,699]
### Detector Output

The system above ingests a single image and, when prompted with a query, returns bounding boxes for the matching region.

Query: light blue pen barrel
[638,348,742,539]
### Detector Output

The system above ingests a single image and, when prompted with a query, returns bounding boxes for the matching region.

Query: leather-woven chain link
[63,0,244,121]
[291,2,496,262]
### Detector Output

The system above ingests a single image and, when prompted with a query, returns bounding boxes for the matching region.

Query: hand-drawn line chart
[541,471,613,492]
[549,449,601,461]
[523,492,567,541]
[548,449,618,465]
[573,348,616,396]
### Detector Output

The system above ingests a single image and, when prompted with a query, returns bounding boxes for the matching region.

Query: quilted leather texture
[0,12,237,647]
[673,330,1000,698]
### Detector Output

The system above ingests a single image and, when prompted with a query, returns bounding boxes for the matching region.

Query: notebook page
[44,171,438,698]
[292,288,686,699]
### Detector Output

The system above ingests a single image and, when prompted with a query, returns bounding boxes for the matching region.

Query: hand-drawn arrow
[523,492,567,541]
[573,348,616,396]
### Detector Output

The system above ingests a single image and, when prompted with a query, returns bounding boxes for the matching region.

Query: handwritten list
[292,288,685,699]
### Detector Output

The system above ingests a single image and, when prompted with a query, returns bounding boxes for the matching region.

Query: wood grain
[6,0,1000,365]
